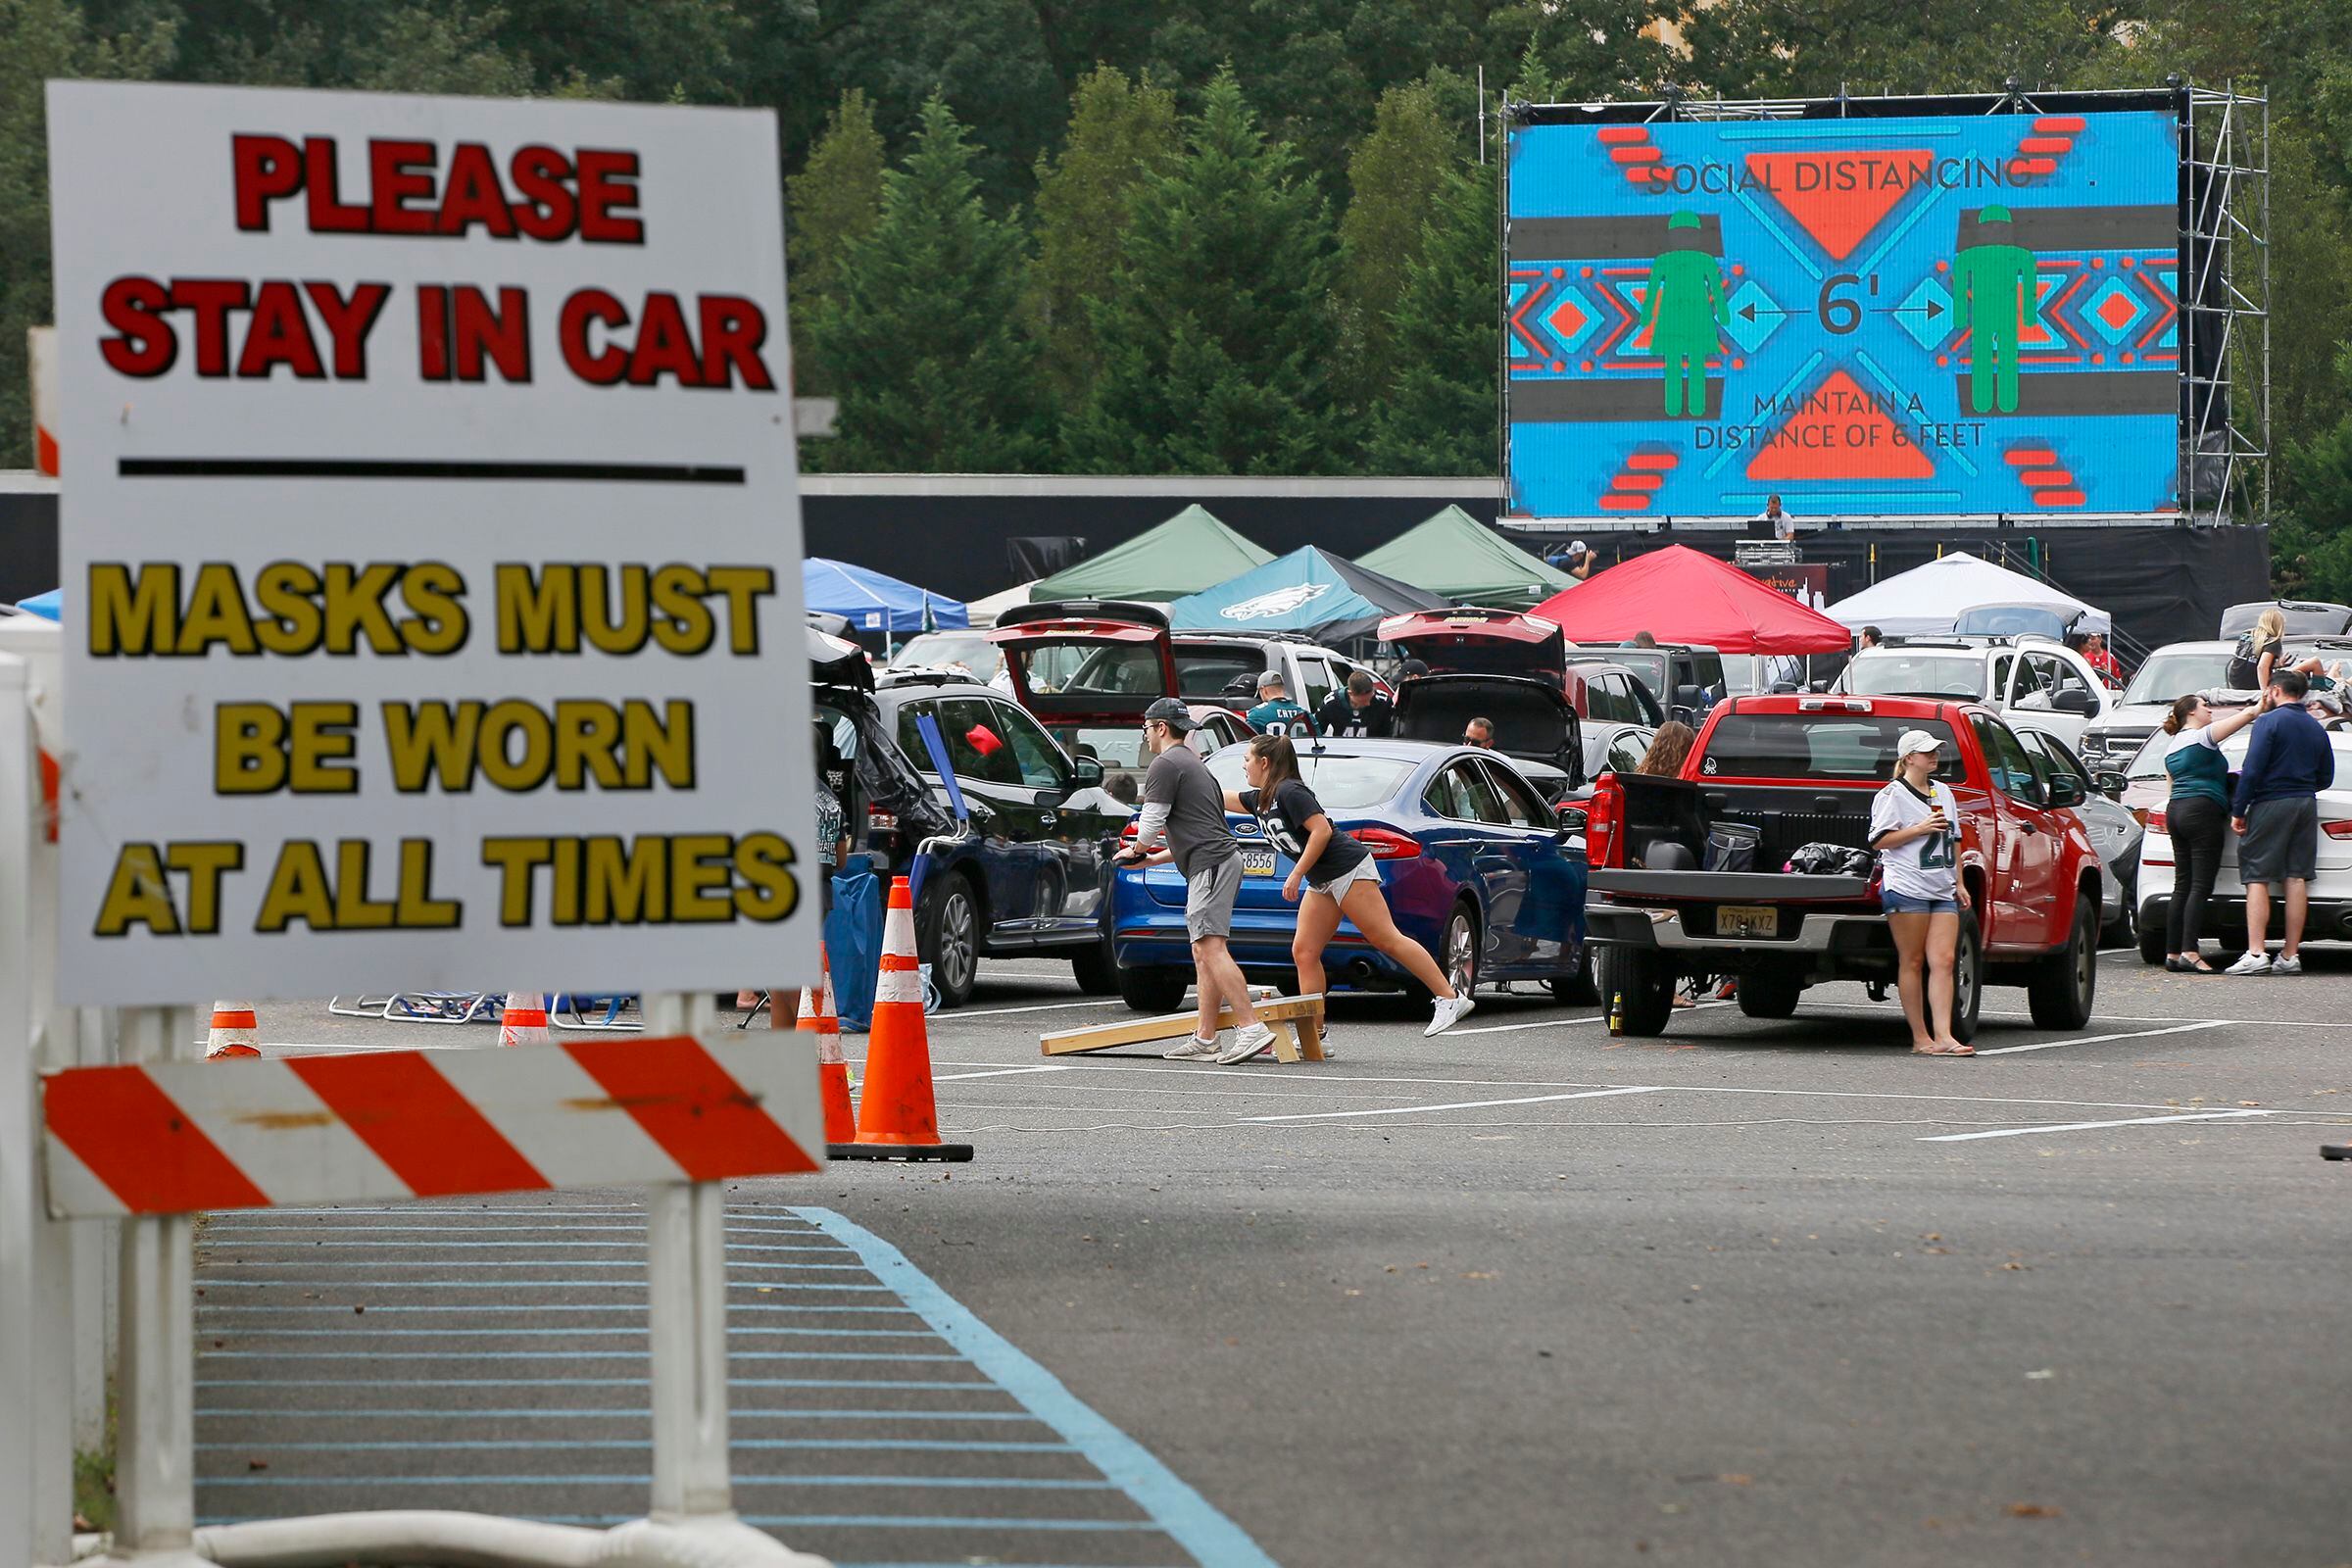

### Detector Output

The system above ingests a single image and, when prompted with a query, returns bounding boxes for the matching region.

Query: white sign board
[46,81,817,1004]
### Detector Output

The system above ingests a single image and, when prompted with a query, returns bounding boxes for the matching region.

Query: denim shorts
[1881,891,1961,915]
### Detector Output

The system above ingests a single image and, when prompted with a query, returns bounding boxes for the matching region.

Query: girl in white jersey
[1870,729,1972,1057]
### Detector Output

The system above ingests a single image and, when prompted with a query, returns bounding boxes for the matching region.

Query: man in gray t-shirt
[1112,699,1272,1063]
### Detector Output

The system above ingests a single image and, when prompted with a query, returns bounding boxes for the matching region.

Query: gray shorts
[1184,856,1243,943]
[2239,796,2319,889]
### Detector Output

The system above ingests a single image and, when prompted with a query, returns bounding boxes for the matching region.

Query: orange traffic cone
[795,943,858,1150]
[498,990,550,1048]
[835,877,972,1162]
[205,1001,261,1059]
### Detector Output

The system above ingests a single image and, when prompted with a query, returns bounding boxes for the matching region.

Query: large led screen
[1505,111,2181,519]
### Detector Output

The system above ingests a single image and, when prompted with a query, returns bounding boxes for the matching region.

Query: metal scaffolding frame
[2181,83,2271,524]
[1495,84,2271,528]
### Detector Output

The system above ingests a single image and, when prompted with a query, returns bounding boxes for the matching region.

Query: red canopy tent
[1529,544,1852,655]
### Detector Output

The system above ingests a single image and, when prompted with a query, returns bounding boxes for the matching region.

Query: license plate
[1716,905,1779,939]
[1240,847,1277,876]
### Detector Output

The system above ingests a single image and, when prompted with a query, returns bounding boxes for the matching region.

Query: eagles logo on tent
[1220,582,1333,621]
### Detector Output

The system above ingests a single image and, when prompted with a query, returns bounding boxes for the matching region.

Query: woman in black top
[1225,735,1474,1037]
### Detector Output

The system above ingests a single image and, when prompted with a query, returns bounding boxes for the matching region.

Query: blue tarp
[805,558,967,635]
[14,589,61,621]
[1168,546,1447,644]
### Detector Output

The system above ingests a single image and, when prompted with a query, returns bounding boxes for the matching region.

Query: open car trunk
[987,600,1177,723]
[1379,609,1566,681]
[1393,675,1583,788]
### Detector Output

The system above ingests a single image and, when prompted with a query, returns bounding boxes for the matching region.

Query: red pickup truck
[1578,695,2103,1041]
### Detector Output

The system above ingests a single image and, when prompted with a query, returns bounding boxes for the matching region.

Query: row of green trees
[789,71,1495,475]
[3,0,2351,571]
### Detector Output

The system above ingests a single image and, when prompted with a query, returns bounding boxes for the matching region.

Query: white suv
[1836,636,2114,748]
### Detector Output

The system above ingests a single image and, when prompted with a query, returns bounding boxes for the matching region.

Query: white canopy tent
[1824,551,2108,639]
[963,578,1043,625]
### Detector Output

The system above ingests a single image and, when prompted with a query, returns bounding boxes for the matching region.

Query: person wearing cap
[1315,670,1395,740]
[1869,729,1972,1056]
[1244,670,1316,739]
[1547,539,1598,581]
[1114,698,1275,1064]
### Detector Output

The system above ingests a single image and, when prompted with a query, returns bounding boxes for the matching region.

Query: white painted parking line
[1920,1108,2278,1142]
[1449,1003,1727,1035]
[955,998,1125,1020]
[1973,1020,2231,1055]
[930,1065,1077,1083]
[1242,1085,1664,1123]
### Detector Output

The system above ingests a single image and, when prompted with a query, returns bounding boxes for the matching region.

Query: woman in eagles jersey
[1871,729,1972,1056]
[1224,734,1474,1038]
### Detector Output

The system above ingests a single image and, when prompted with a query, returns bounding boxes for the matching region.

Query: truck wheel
[1116,964,1189,1014]
[1548,940,1599,1004]
[2137,898,2169,966]
[2028,897,2098,1030]
[1596,945,1674,1036]
[1736,966,1802,1019]
[1950,908,1984,1046]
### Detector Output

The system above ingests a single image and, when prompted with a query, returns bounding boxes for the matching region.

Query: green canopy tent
[1356,506,1577,610]
[1027,504,1273,604]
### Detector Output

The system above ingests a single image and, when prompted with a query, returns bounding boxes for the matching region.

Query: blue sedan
[1109,740,1592,1012]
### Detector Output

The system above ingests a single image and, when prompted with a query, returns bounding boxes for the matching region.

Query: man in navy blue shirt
[2226,669,2336,975]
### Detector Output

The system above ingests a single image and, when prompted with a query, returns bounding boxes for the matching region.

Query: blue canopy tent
[803,559,968,636]
[1169,546,1448,645]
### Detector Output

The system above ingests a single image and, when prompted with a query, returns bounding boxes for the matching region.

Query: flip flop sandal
[1911,1043,1976,1056]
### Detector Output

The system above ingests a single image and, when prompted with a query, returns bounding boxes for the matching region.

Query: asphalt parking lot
[199,948,2352,1567]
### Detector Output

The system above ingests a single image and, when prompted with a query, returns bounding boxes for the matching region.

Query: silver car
[2019,727,2143,944]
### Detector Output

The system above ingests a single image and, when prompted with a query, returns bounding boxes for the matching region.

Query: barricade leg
[72,1006,116,1455]
[597,991,830,1566]
[1,652,58,1568]
[114,1004,205,1567]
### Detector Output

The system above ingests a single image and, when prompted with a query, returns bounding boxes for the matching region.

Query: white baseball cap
[1895,729,1942,758]
[1569,538,1589,554]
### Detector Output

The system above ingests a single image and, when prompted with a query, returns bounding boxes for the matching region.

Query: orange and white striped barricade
[24,994,834,1568]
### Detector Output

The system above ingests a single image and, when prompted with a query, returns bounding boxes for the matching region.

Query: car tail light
[867,804,899,834]
[1584,776,1621,866]
[2325,819,2352,840]
[2146,808,2167,835]
[1348,827,1422,859]
[1796,696,1873,712]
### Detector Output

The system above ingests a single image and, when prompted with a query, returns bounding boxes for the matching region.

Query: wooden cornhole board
[1042,993,1327,1062]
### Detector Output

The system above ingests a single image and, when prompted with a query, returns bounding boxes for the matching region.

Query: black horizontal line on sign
[118,459,747,484]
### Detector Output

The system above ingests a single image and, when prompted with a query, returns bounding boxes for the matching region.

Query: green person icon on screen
[1642,211,1729,417]
[1951,204,2041,415]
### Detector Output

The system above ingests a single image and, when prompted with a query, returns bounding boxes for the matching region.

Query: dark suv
[812,654,1132,1006]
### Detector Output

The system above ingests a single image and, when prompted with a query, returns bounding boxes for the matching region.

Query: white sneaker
[1314,1031,1337,1061]
[2225,951,2273,976]
[1163,1034,1222,1061]
[1425,994,1477,1036]
[1216,1022,1276,1065]
[2273,954,2304,975]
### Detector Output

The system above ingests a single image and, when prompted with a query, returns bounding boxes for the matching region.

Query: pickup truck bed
[1617,773,1874,872]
